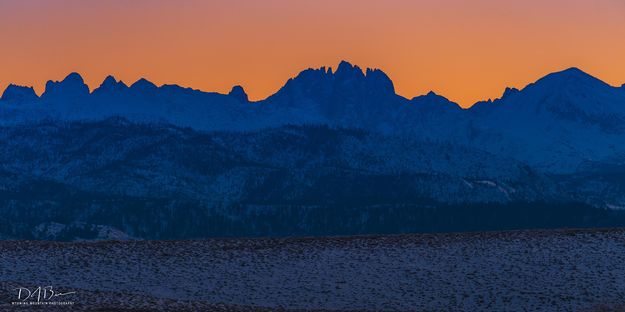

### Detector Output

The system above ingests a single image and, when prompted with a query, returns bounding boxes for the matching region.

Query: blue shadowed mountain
[42,72,90,100]
[92,75,129,95]
[1,61,625,168]
[2,61,625,240]
[262,61,462,133]
[131,78,158,91]
[486,67,624,125]
[465,67,625,172]
[1,61,624,171]
[228,85,249,103]
[0,84,38,105]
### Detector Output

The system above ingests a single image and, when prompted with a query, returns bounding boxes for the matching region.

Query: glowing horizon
[1,0,624,107]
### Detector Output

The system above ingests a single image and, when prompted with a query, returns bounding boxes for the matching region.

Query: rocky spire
[228,85,249,103]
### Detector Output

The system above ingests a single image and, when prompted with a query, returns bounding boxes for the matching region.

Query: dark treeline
[1,188,624,240]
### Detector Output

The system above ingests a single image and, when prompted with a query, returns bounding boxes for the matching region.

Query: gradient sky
[1,0,624,107]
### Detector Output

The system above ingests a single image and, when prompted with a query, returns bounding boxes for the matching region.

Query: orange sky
[1,0,624,107]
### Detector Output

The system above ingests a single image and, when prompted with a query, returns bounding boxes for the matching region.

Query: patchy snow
[476,180,497,187]
[607,204,625,210]
[1,229,624,311]
[31,222,135,241]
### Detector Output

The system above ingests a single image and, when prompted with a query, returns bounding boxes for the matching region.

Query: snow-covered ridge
[1,62,624,174]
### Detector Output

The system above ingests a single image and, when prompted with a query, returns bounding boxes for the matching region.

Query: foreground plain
[1,229,625,311]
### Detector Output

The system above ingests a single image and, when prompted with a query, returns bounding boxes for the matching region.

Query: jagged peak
[365,67,389,79]
[271,61,397,102]
[42,72,90,98]
[228,85,249,103]
[102,75,117,86]
[365,68,382,75]
[92,75,128,94]
[334,60,364,79]
[502,87,520,99]
[468,98,498,112]
[336,60,354,71]
[104,75,128,88]
[1,84,39,103]
[3,83,36,93]
[284,67,331,91]
[287,61,393,86]
[318,66,331,75]
[365,68,394,94]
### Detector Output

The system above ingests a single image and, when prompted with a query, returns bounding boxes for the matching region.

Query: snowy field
[1,229,625,311]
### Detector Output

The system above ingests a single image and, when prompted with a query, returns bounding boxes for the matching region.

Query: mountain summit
[488,66,625,131]
[0,84,38,104]
[228,85,249,103]
[41,72,90,100]
[532,67,611,91]
[92,76,129,96]
[130,78,158,91]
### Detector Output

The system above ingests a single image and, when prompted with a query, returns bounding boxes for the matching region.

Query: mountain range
[1,61,625,240]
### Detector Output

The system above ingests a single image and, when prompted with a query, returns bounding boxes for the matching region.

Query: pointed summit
[1,84,39,104]
[131,78,158,91]
[101,75,128,89]
[535,67,609,89]
[93,75,128,95]
[412,91,461,112]
[336,60,354,71]
[102,75,118,87]
[228,85,248,103]
[502,87,519,99]
[365,68,394,94]
[332,61,396,96]
[557,67,587,76]
[42,72,90,99]
[334,60,365,81]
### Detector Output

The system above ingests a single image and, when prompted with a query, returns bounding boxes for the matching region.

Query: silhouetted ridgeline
[1,62,625,240]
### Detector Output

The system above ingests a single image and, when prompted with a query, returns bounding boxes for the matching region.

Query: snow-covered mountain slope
[466,67,625,172]
[1,118,624,240]
[0,84,38,105]
[0,61,465,134]
[0,119,552,204]
[2,62,623,174]
[1,62,625,240]
[0,73,257,130]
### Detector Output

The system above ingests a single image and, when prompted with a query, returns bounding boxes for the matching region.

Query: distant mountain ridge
[2,61,624,173]
[1,62,625,240]
[3,62,620,109]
